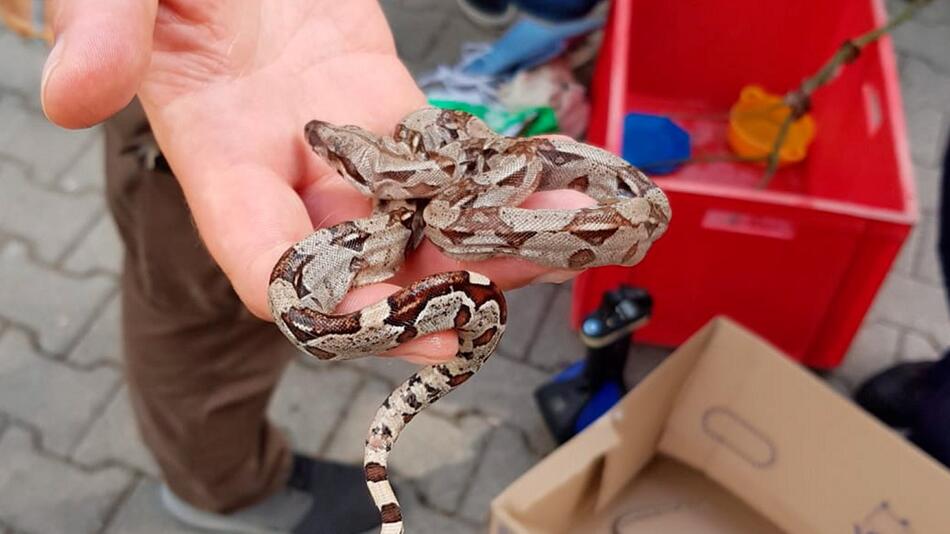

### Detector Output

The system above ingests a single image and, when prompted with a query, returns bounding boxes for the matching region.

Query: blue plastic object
[574,380,623,431]
[549,360,624,435]
[621,113,691,175]
[463,16,604,77]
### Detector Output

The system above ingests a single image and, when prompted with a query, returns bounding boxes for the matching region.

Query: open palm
[43,0,584,362]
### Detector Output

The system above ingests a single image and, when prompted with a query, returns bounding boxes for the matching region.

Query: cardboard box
[491,318,950,533]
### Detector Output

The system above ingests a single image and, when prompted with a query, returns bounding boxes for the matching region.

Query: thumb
[42,0,158,129]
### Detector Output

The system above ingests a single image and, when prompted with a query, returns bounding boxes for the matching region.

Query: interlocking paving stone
[0,0,944,526]
[268,361,362,455]
[891,16,950,74]
[823,374,853,397]
[324,378,401,465]
[898,57,950,167]
[68,294,122,366]
[337,356,416,390]
[888,0,950,26]
[868,272,950,347]
[526,286,585,371]
[899,329,944,362]
[0,329,119,455]
[0,29,45,107]
[497,283,558,359]
[63,212,123,275]
[381,1,451,63]
[324,378,492,513]
[458,425,539,523]
[900,56,950,115]
[905,108,948,168]
[915,165,941,213]
[0,162,103,263]
[104,478,207,534]
[395,483,480,534]
[342,352,556,451]
[73,385,160,477]
[59,133,106,193]
[416,5,501,75]
[0,97,29,148]
[0,240,115,354]
[893,215,930,278]
[422,355,556,452]
[0,426,133,534]
[0,100,95,186]
[913,212,942,286]
[833,321,902,388]
[395,413,490,513]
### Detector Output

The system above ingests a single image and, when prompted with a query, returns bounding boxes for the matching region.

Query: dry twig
[758,0,936,187]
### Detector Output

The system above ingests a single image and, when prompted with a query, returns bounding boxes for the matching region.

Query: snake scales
[268,107,670,533]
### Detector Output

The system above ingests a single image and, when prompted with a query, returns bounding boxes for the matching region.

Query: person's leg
[104,100,293,512]
[940,132,950,301]
[854,136,950,429]
[907,135,950,463]
[103,102,383,534]
[911,379,950,465]
[921,135,950,383]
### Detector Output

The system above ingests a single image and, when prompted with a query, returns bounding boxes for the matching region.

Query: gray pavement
[0,0,948,532]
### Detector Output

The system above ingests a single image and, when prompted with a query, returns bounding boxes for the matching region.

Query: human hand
[42,0,588,363]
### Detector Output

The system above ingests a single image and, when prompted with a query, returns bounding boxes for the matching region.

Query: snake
[267,107,670,533]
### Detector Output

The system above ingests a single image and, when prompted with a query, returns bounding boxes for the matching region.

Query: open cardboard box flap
[491,317,950,533]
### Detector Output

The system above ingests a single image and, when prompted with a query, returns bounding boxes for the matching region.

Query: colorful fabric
[418,43,501,106]
[498,58,590,138]
[428,98,559,137]
[463,16,604,77]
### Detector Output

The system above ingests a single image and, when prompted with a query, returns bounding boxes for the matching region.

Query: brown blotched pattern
[269,107,669,534]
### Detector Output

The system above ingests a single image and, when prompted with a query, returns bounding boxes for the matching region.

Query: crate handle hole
[862,82,883,137]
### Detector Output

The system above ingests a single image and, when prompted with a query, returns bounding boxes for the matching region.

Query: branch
[758,0,935,188]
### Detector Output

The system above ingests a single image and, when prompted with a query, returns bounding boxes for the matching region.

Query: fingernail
[41,35,65,120]
[531,270,576,285]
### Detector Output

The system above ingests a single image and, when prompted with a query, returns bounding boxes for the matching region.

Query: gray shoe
[161,455,382,534]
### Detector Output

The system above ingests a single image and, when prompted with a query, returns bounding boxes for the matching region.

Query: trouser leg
[104,100,293,513]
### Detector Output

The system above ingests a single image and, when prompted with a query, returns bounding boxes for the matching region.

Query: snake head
[304,120,374,195]
[305,120,334,161]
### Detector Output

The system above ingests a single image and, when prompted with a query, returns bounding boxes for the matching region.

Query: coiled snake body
[268,108,670,533]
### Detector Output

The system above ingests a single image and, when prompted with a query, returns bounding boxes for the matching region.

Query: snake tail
[362,272,507,534]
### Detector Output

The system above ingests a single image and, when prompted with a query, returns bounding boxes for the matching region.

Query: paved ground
[0,1,947,533]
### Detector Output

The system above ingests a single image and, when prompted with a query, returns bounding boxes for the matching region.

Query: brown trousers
[104,101,293,512]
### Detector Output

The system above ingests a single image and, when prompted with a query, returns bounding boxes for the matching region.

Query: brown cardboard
[491,317,950,534]
[570,457,784,533]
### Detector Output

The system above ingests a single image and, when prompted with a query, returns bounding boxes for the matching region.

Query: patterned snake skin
[268,108,670,533]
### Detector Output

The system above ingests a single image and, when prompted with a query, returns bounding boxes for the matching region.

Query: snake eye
[616,178,638,198]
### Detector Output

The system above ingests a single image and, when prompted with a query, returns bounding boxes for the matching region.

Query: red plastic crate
[572,0,917,368]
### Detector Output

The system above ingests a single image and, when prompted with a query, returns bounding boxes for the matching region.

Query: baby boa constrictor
[267,107,670,534]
